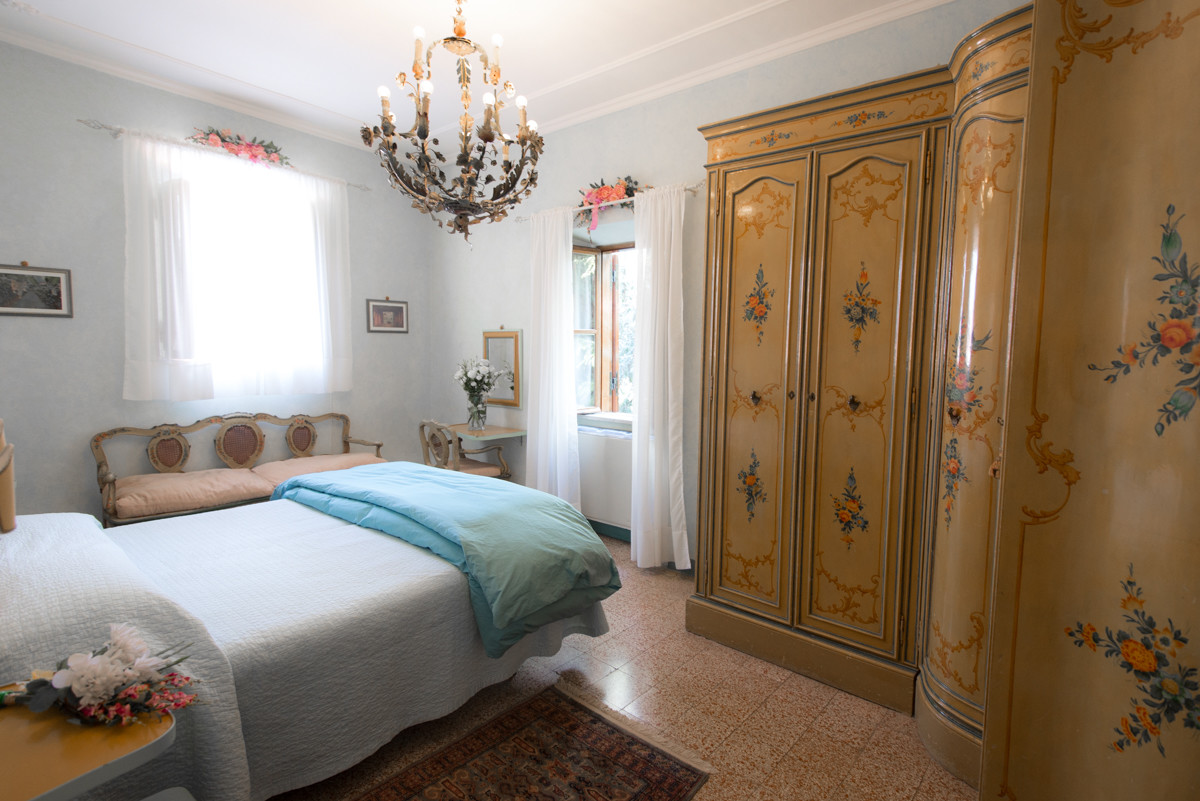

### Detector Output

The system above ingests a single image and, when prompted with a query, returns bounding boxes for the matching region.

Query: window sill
[577,411,632,433]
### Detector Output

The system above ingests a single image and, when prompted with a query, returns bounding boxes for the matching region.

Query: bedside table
[0,690,189,801]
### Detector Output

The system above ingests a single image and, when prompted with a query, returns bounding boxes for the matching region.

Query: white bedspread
[0,513,252,801]
[106,500,607,800]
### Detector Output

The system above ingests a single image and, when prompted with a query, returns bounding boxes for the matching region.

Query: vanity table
[447,423,527,444]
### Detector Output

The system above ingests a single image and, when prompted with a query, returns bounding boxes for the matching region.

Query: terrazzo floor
[273,536,978,801]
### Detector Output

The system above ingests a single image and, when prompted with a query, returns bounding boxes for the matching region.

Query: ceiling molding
[541,0,956,133]
[529,0,796,102]
[0,25,363,147]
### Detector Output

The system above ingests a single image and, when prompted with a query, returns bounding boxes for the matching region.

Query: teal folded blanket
[272,461,621,656]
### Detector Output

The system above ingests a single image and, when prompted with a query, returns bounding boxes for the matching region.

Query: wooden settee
[91,412,383,526]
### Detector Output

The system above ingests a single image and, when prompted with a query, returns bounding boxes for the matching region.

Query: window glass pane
[611,248,637,414]
[574,332,596,408]
[572,252,597,330]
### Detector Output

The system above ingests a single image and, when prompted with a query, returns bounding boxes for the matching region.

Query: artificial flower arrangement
[0,623,197,726]
[188,127,291,166]
[578,176,642,231]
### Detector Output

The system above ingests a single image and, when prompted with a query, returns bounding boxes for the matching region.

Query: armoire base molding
[913,674,981,787]
[685,596,917,714]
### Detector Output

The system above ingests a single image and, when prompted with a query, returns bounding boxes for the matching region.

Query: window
[572,244,636,414]
[123,134,352,401]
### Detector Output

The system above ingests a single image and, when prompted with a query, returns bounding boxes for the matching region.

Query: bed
[0,461,619,801]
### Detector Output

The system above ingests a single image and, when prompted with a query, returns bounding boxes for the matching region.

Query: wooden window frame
[573,243,632,413]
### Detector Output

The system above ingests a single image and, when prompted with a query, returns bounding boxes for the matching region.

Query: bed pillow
[114,468,276,519]
[251,452,385,486]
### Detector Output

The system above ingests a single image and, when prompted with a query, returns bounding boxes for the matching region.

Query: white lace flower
[106,623,151,665]
[52,652,126,707]
[125,654,167,682]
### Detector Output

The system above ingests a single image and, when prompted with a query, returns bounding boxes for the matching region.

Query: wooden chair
[418,420,510,479]
[0,419,13,533]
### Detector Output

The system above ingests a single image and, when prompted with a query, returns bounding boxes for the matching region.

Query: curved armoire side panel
[914,5,1032,787]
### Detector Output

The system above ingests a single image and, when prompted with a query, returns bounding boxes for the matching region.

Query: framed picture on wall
[366,298,408,333]
[0,263,73,317]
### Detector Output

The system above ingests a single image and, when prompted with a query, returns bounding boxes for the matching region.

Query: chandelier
[361,1,543,239]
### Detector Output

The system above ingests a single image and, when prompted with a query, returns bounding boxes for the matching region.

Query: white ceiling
[0,0,956,147]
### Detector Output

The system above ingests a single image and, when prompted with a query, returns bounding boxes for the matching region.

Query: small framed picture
[0,263,73,317]
[366,298,408,333]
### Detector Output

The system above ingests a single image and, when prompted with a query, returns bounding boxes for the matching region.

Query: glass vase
[467,392,488,430]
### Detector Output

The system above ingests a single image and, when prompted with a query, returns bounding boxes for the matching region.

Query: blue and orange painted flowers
[1066,566,1197,756]
[941,437,969,526]
[831,468,868,549]
[736,450,767,523]
[743,266,775,346]
[834,109,891,129]
[945,318,992,420]
[842,264,882,353]
[1090,205,1200,435]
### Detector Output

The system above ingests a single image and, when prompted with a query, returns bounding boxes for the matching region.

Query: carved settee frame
[91,412,383,526]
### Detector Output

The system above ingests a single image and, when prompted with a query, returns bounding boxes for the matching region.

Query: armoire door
[797,130,932,658]
[706,156,809,622]
[919,79,1028,755]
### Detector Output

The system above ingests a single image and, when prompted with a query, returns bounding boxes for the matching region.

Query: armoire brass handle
[788,390,796,400]
[750,391,761,406]
[948,406,962,424]
[848,395,861,412]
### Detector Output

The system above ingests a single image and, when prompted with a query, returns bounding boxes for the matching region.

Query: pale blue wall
[0,41,433,516]
[0,0,1021,522]
[426,0,1024,550]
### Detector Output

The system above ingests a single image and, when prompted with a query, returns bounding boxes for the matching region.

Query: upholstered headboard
[0,419,14,533]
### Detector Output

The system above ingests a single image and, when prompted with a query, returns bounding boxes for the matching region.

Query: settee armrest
[345,436,383,458]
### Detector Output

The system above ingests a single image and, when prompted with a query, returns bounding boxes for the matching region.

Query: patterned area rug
[354,685,709,801]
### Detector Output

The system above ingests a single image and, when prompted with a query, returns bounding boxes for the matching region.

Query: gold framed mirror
[483,329,520,408]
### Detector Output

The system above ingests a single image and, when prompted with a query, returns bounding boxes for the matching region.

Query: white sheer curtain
[526,207,582,508]
[123,133,352,401]
[631,184,690,569]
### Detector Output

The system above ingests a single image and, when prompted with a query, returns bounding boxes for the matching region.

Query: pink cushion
[456,458,503,477]
[114,468,276,519]
[251,453,386,486]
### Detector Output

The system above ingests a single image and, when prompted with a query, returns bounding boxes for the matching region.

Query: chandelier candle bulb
[413,27,425,78]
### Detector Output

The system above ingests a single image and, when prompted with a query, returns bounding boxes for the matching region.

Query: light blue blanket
[272,461,621,656]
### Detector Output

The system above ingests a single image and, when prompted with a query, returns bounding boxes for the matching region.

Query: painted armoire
[689,4,1030,726]
[690,1,1200,795]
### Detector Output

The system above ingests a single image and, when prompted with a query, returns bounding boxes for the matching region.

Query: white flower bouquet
[0,623,197,726]
[454,357,511,397]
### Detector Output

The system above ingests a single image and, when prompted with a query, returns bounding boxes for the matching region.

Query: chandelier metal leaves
[361,1,543,239]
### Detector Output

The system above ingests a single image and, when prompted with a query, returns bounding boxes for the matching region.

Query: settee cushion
[115,468,277,520]
[251,453,386,486]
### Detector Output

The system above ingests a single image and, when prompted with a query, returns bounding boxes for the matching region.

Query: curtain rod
[515,180,705,223]
[76,119,372,192]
